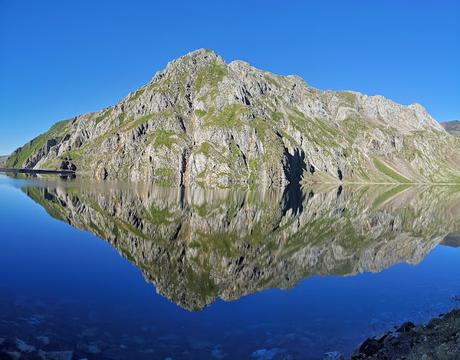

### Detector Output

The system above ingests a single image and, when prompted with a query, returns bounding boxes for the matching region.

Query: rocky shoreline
[349,308,460,360]
[1,309,459,359]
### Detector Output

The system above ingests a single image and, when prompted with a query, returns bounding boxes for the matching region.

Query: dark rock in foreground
[351,309,460,359]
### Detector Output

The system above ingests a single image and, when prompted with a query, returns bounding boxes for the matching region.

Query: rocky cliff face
[7,49,460,186]
[23,181,460,310]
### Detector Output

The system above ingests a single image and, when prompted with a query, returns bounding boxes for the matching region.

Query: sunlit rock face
[22,181,460,311]
[7,49,460,186]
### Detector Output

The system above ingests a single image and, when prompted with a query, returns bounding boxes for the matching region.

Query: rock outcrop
[7,49,460,186]
[351,309,460,359]
[23,181,460,311]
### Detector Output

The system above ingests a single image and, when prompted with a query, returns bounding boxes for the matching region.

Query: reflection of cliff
[23,182,460,311]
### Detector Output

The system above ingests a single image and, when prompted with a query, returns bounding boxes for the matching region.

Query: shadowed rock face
[23,181,460,311]
[7,49,460,186]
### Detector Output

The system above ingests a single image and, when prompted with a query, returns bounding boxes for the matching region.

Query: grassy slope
[5,120,70,168]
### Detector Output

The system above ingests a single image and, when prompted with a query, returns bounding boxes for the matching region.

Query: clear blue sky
[0,0,458,154]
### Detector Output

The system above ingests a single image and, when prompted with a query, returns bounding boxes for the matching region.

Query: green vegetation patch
[146,206,173,225]
[6,119,70,168]
[342,117,369,143]
[155,167,174,177]
[195,109,207,117]
[337,91,357,107]
[94,108,113,124]
[264,75,280,88]
[372,185,411,208]
[191,231,240,258]
[196,142,211,157]
[153,130,179,148]
[373,158,411,183]
[194,61,228,96]
[128,88,145,102]
[202,104,246,128]
[288,109,340,148]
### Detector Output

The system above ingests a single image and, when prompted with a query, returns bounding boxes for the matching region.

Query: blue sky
[0,0,458,154]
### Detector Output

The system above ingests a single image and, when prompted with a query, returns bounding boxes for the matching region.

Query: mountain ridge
[6,49,460,186]
[441,120,460,136]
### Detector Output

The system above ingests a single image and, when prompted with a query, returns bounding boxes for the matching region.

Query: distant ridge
[0,156,8,167]
[441,120,460,136]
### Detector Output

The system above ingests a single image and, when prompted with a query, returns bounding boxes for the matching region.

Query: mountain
[0,155,8,167]
[6,49,460,186]
[22,181,460,311]
[441,120,460,136]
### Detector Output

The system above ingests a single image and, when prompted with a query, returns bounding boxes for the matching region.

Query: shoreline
[0,168,75,176]
[350,308,460,359]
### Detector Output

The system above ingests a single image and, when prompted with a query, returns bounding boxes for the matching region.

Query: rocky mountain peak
[151,48,224,82]
[6,49,460,186]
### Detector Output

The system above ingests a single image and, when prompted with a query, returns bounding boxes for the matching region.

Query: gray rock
[15,338,35,353]
[7,49,460,187]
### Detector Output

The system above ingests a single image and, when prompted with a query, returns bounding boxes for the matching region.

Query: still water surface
[0,174,459,359]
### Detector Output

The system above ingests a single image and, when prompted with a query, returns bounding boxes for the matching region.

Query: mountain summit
[6,49,460,186]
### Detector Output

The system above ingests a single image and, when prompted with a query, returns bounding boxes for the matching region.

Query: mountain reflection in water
[22,180,460,311]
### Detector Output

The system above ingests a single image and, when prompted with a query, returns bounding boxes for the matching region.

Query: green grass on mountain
[202,104,246,128]
[373,158,411,183]
[153,130,179,148]
[372,185,411,208]
[194,61,228,96]
[6,119,70,168]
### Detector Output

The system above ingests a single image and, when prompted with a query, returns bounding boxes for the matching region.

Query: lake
[0,174,459,360]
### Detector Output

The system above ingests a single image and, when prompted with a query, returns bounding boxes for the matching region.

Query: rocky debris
[59,159,76,171]
[323,351,344,359]
[351,309,460,359]
[14,340,34,353]
[7,49,460,186]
